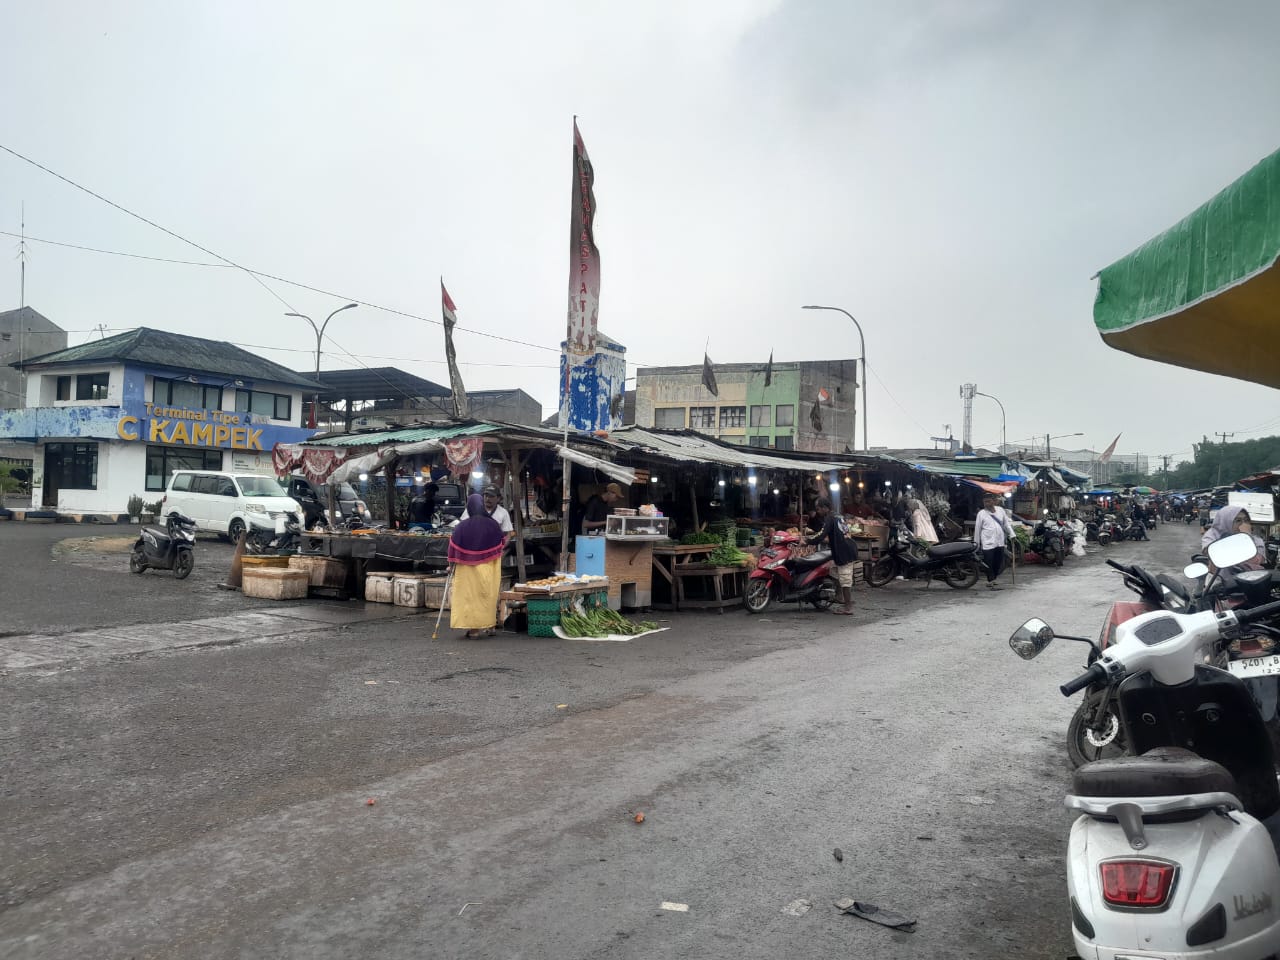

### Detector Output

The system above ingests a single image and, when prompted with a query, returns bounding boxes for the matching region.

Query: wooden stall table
[651,543,717,611]
[671,563,749,614]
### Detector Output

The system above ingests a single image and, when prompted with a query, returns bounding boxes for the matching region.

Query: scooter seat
[925,541,975,560]
[791,550,831,569]
[1073,746,1239,800]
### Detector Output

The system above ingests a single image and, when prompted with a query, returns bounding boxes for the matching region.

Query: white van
[161,471,302,540]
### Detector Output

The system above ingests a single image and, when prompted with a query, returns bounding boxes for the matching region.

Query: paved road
[0,519,1204,959]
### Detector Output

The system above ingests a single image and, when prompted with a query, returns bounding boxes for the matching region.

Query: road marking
[660,901,689,912]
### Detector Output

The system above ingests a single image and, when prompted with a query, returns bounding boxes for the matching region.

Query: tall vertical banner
[566,118,600,361]
[441,281,469,419]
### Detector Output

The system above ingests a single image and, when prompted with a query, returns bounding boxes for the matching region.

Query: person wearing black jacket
[808,497,858,615]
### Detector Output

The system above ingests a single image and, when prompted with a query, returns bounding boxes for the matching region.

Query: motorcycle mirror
[1207,532,1257,569]
[1183,561,1209,580]
[1009,618,1054,659]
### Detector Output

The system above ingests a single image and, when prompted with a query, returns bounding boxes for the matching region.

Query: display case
[605,515,669,540]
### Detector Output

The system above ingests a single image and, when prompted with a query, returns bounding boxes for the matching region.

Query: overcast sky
[3,1,1279,467]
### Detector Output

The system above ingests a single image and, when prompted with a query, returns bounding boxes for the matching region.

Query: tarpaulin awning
[965,480,1020,496]
[1093,147,1280,387]
[556,445,637,486]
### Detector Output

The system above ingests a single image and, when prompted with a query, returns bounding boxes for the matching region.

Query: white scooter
[1011,532,1280,959]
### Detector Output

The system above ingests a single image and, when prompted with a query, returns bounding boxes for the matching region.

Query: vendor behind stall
[483,485,514,536]
[581,482,624,535]
[408,484,439,531]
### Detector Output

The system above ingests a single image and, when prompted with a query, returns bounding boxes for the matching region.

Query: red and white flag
[1098,433,1121,463]
[817,387,831,403]
[441,280,468,419]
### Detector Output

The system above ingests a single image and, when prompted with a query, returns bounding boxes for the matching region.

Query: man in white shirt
[974,493,1016,590]
[483,485,514,536]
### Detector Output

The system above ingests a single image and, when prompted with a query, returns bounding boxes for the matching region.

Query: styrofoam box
[393,577,428,608]
[242,568,309,601]
[365,573,395,603]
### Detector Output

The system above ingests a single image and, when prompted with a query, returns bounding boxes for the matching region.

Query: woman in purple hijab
[448,494,506,638]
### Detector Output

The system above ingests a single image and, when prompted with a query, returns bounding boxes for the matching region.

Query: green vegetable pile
[706,542,750,566]
[559,606,660,637]
[680,531,723,545]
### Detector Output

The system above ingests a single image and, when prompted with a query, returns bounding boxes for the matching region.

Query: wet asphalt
[0,518,1204,959]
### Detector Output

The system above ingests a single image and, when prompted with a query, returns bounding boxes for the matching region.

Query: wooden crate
[241,556,291,570]
[242,568,309,601]
[288,556,347,588]
[365,573,395,603]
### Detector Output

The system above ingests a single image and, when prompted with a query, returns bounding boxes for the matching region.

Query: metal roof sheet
[601,427,868,473]
[307,422,499,447]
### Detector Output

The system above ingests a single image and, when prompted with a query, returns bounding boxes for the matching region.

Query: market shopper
[808,497,857,615]
[447,494,507,639]
[482,485,515,536]
[408,483,438,530]
[1201,504,1265,572]
[974,494,1016,590]
[581,482,623,535]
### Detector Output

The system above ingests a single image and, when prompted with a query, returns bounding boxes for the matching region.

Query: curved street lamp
[286,303,358,428]
[802,305,867,452]
[974,390,1006,457]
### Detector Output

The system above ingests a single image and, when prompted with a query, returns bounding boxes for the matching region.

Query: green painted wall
[744,368,801,446]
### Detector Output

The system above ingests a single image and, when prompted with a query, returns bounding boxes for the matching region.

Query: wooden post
[690,481,700,532]
[505,445,527,582]
[383,463,397,528]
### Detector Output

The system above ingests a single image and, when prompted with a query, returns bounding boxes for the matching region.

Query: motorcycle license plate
[1228,655,1280,679]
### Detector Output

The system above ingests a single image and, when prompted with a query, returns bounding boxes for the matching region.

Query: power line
[0,143,564,355]
[864,361,931,439]
[1,229,231,268]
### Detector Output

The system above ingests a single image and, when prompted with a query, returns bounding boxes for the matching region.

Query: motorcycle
[864,522,981,589]
[1031,510,1067,567]
[1265,533,1280,571]
[1010,533,1280,959]
[1066,550,1280,768]
[1115,515,1149,542]
[244,511,303,556]
[1095,514,1116,546]
[129,511,197,579]
[743,531,838,613]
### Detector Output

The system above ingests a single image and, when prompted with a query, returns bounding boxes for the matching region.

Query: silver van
[161,471,301,540]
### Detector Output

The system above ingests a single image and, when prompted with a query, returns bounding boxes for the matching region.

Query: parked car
[284,475,369,528]
[160,471,301,541]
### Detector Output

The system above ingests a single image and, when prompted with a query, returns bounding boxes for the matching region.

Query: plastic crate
[526,597,563,637]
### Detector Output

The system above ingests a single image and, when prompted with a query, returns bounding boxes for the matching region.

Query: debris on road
[457,902,482,916]
[555,703,567,709]
[834,898,917,932]
[366,797,377,806]
[633,812,645,823]
[832,847,844,862]
[660,901,689,913]
[780,898,812,917]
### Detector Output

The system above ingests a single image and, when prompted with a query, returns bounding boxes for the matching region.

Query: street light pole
[802,305,867,452]
[974,390,1005,458]
[285,303,358,429]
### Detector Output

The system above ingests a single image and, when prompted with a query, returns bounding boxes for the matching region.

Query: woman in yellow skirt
[447,494,507,638]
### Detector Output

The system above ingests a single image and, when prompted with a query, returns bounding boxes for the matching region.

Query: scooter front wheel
[743,579,773,614]
[865,557,895,588]
[129,545,148,574]
[1067,690,1126,768]
[173,549,194,580]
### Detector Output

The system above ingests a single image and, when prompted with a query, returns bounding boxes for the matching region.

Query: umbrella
[1132,486,1158,495]
[1093,146,1280,387]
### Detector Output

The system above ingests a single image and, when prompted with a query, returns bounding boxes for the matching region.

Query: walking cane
[1010,535,1017,586]
[431,563,456,641]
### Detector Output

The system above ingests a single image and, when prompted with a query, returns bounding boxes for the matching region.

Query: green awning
[1093,147,1280,388]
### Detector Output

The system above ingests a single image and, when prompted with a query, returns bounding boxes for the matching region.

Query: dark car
[428,481,467,522]
[285,476,369,528]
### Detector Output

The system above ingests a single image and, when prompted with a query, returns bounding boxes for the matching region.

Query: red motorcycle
[743,530,838,614]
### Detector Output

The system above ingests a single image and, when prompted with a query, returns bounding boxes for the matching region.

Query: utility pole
[1214,432,1234,487]
[1161,454,1171,489]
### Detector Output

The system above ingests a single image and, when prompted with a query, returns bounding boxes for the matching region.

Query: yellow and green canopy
[1093,147,1280,388]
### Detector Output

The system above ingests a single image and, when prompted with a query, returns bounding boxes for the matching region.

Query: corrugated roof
[601,426,867,473]
[17,327,321,389]
[910,458,1010,479]
[307,422,499,447]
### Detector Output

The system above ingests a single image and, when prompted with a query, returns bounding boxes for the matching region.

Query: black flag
[763,350,773,387]
[701,353,719,397]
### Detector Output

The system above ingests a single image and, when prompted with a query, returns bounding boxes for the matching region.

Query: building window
[154,378,223,411]
[719,406,746,429]
[145,447,224,491]
[75,372,110,401]
[654,407,686,429]
[775,435,794,450]
[56,376,71,401]
[236,390,292,421]
[750,435,771,447]
[44,442,98,489]
[776,404,794,427]
[689,406,716,429]
[750,405,771,427]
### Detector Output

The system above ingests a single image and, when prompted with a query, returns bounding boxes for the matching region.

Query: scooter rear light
[1099,860,1177,909]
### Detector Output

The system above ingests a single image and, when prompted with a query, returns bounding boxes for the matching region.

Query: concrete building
[1,327,320,515]
[0,307,66,410]
[634,359,858,453]
[468,389,542,427]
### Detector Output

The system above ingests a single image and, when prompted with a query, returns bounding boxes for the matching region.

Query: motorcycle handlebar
[1060,662,1108,697]
[1232,599,1280,628]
